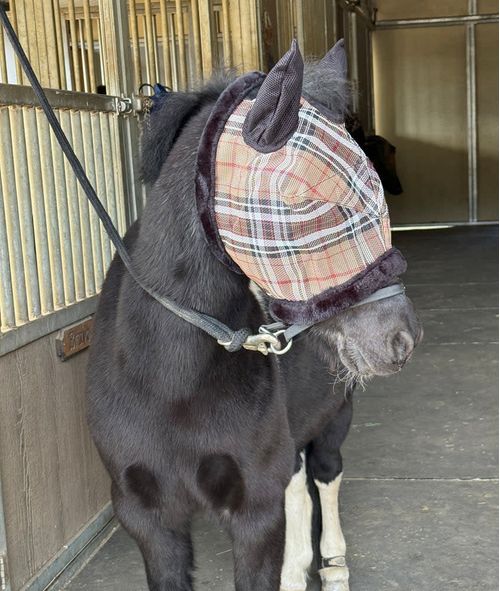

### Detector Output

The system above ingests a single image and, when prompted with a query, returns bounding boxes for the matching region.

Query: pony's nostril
[391,330,414,366]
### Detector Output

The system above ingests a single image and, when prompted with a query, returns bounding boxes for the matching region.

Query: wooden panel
[198,0,213,78]
[375,0,468,20]
[0,331,110,590]
[259,0,341,72]
[239,0,260,71]
[302,0,329,59]
[478,0,499,14]
[476,23,499,221]
[259,0,283,69]
[373,27,468,223]
[275,0,294,60]
[356,17,372,131]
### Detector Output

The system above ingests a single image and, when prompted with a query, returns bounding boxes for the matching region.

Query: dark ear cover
[319,38,348,79]
[242,39,304,153]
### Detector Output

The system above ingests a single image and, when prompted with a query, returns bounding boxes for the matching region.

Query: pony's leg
[280,451,313,591]
[309,395,353,591]
[112,478,193,591]
[230,496,286,591]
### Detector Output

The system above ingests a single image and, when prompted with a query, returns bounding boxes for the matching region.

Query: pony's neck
[134,201,259,333]
[134,101,265,335]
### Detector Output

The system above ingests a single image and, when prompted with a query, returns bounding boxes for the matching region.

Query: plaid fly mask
[196,39,407,327]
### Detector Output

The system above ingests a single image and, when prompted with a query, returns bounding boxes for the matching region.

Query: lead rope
[0,1,286,355]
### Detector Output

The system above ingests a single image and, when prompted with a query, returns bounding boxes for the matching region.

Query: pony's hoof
[319,566,350,591]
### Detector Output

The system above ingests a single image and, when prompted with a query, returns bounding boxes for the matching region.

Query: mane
[140,74,235,185]
[302,59,352,119]
[140,61,351,186]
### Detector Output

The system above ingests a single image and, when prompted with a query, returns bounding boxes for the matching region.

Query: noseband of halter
[237,282,406,355]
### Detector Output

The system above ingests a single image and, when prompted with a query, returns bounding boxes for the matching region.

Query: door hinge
[0,553,8,591]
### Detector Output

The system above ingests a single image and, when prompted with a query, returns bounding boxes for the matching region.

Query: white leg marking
[280,453,313,591]
[315,473,350,591]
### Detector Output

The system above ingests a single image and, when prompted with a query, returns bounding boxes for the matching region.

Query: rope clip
[241,326,293,356]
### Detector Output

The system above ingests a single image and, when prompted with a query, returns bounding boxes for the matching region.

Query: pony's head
[194,39,421,377]
[140,39,421,377]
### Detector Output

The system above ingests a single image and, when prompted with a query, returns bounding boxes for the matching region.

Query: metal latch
[114,95,146,115]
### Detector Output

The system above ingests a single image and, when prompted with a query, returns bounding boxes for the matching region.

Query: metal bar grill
[36,108,65,310]
[174,0,187,88]
[7,0,23,82]
[0,0,262,337]
[220,0,231,67]
[81,109,104,289]
[144,0,157,85]
[31,0,263,93]
[90,111,112,271]
[0,108,29,328]
[15,0,34,85]
[25,107,55,315]
[68,0,82,91]
[51,110,77,305]
[129,0,142,89]
[52,0,67,89]
[0,18,7,82]
[83,0,96,92]
[228,0,243,69]
[0,97,126,334]
[9,106,41,321]
[159,0,173,87]
[43,0,62,89]
[124,1,260,90]
[198,0,213,78]
[59,108,85,301]
[190,0,202,79]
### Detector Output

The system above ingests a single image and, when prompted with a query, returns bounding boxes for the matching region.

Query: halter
[0,5,405,356]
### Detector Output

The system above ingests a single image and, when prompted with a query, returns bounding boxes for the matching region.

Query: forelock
[302,59,353,120]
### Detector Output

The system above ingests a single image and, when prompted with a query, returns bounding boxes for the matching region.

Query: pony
[87,40,422,591]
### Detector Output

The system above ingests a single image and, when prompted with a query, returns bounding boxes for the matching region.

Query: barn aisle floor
[63,226,498,591]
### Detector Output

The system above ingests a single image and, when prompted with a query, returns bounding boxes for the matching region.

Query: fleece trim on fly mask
[196,40,406,326]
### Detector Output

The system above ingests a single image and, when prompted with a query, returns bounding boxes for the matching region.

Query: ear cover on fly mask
[320,38,348,77]
[195,40,407,327]
[242,39,303,153]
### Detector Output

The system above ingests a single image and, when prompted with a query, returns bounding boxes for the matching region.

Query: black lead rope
[0,1,283,354]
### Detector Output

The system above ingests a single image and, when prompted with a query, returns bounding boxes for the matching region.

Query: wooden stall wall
[0,337,110,590]
[373,26,469,224]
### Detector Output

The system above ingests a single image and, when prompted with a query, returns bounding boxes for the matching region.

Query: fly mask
[196,39,406,329]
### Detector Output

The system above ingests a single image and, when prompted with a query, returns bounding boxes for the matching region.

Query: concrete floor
[64,227,498,591]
